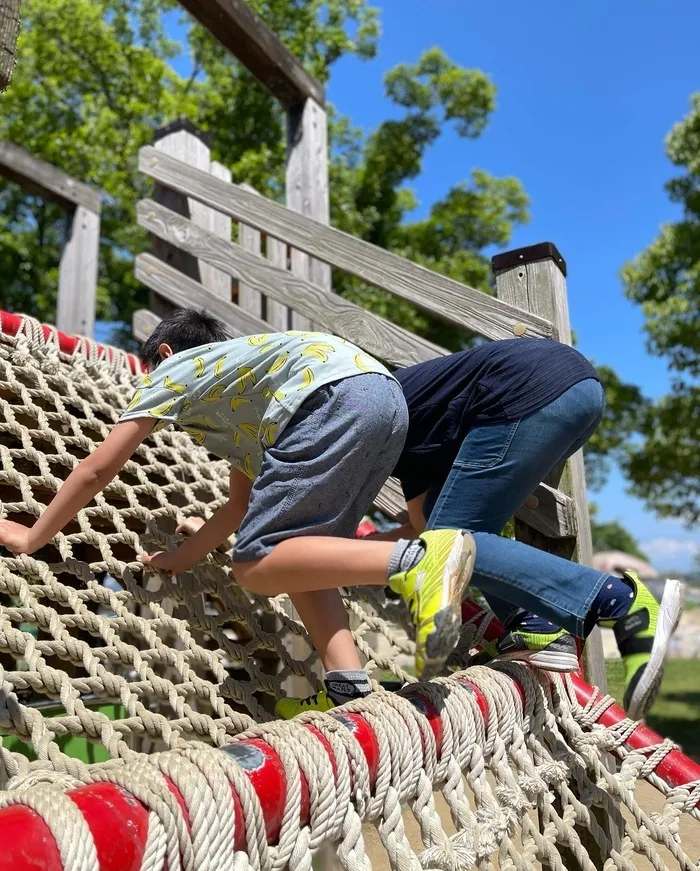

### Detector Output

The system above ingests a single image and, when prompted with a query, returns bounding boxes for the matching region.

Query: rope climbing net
[0,314,699,871]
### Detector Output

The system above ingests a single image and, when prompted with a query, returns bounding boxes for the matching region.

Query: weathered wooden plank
[200,160,233,299]
[177,0,324,108]
[137,199,445,368]
[0,141,101,213]
[139,146,555,342]
[56,205,100,338]
[265,236,290,330]
[135,253,270,338]
[151,122,210,318]
[493,242,606,691]
[515,483,577,539]
[287,98,331,298]
[238,183,264,319]
[132,309,161,344]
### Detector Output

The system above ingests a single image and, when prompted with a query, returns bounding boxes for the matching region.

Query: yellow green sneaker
[389,530,475,679]
[600,572,685,721]
[482,627,579,672]
[275,689,335,719]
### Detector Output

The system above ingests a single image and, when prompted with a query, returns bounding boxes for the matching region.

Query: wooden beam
[56,205,100,338]
[176,0,324,108]
[0,141,101,213]
[515,483,577,539]
[132,309,161,344]
[137,199,445,368]
[135,254,270,338]
[237,183,264,318]
[139,146,554,342]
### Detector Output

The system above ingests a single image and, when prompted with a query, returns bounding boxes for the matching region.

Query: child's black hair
[140,309,230,370]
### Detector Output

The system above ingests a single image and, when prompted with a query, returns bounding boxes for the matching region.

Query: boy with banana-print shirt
[0,309,474,693]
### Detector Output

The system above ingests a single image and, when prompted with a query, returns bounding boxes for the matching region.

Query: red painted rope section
[1,532,697,870]
[0,310,144,375]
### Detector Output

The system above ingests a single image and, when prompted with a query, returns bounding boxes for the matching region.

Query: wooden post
[56,204,100,337]
[151,120,232,315]
[286,98,330,329]
[493,242,620,866]
[492,242,607,690]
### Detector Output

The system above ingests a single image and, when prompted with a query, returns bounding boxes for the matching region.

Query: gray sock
[387,538,426,579]
[325,669,371,706]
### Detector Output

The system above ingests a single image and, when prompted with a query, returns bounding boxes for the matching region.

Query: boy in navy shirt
[273,339,683,721]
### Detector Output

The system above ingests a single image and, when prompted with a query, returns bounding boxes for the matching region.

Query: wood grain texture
[137,199,446,368]
[132,309,160,343]
[139,146,555,342]
[0,0,20,91]
[200,160,233,299]
[151,128,210,318]
[265,236,291,330]
[286,99,331,298]
[495,250,612,756]
[56,205,100,338]
[176,0,324,108]
[135,253,271,338]
[237,183,264,319]
[0,140,101,212]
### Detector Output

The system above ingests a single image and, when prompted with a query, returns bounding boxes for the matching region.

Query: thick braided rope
[1,327,700,869]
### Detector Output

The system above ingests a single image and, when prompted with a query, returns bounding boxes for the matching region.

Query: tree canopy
[621,94,700,525]
[0,0,645,493]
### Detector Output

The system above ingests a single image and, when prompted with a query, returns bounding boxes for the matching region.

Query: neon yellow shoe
[275,690,335,720]
[389,530,475,679]
[600,572,685,721]
[482,627,579,672]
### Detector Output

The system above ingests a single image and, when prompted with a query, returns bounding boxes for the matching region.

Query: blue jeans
[425,378,608,637]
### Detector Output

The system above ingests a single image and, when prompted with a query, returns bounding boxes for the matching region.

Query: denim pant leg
[425,379,608,635]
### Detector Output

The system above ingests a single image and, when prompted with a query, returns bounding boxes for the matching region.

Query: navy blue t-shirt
[393,338,600,501]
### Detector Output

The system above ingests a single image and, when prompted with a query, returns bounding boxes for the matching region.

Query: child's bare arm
[0,418,155,554]
[140,467,252,574]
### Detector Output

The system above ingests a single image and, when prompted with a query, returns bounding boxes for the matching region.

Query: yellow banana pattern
[119,330,393,481]
[298,367,315,390]
[164,375,187,394]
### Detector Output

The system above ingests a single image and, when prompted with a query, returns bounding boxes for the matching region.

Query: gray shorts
[233,373,408,562]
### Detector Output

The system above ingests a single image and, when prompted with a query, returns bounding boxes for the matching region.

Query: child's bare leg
[234,538,395,596]
[291,589,362,671]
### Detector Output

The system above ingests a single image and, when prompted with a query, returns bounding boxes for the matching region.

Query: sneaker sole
[422,531,475,679]
[626,578,685,721]
[492,647,580,673]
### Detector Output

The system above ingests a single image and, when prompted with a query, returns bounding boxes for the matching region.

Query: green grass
[606,658,700,761]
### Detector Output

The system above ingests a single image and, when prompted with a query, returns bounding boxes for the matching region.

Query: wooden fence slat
[139,146,555,342]
[56,205,100,338]
[137,199,445,368]
[238,183,264,319]
[265,237,290,330]
[135,253,271,337]
[0,140,101,213]
[132,309,161,343]
[201,160,233,299]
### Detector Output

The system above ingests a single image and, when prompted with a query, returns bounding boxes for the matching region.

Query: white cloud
[641,537,700,571]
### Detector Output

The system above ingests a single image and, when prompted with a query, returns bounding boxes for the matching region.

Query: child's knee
[233,558,274,595]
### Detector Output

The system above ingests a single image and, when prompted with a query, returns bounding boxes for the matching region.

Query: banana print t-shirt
[120,331,394,481]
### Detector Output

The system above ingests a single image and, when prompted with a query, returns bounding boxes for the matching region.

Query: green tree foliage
[589,505,648,560]
[621,94,700,524]
[0,0,643,489]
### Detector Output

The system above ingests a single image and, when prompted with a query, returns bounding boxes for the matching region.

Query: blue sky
[103,0,698,570]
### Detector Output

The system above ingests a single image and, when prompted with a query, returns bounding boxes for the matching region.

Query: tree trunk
[0,0,21,91]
